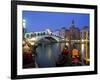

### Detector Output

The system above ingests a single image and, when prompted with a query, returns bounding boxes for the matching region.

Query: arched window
[26,34,29,38]
[40,32,43,36]
[43,32,45,35]
[34,33,36,37]
[37,33,40,36]
[31,34,34,37]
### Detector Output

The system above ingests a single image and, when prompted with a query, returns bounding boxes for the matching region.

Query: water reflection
[81,44,85,65]
[36,41,89,67]
[36,43,58,67]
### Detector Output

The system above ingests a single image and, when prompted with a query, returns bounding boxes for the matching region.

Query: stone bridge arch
[35,35,60,44]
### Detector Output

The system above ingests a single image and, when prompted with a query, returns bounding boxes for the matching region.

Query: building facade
[80,26,89,40]
[59,27,66,39]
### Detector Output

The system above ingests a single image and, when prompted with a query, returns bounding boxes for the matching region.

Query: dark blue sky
[23,11,89,32]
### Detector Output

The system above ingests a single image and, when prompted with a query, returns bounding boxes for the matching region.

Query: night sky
[23,11,89,32]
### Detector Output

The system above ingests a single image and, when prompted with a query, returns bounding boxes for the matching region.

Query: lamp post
[85,32,89,64]
[23,19,26,39]
[23,19,26,28]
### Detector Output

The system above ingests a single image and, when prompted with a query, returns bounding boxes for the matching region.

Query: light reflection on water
[81,44,85,65]
[36,42,88,67]
[36,43,60,67]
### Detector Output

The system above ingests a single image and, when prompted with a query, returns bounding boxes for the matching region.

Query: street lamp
[85,31,89,64]
[23,19,26,29]
[23,19,27,39]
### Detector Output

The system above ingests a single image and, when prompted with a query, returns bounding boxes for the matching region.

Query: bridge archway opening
[34,36,59,67]
[36,36,58,45]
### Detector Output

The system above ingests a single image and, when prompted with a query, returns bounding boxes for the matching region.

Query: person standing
[56,45,71,67]
[71,45,81,66]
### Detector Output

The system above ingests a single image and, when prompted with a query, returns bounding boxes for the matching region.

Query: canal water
[36,43,61,68]
[35,42,89,68]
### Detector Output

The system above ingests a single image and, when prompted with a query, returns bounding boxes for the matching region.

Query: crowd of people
[22,39,38,68]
